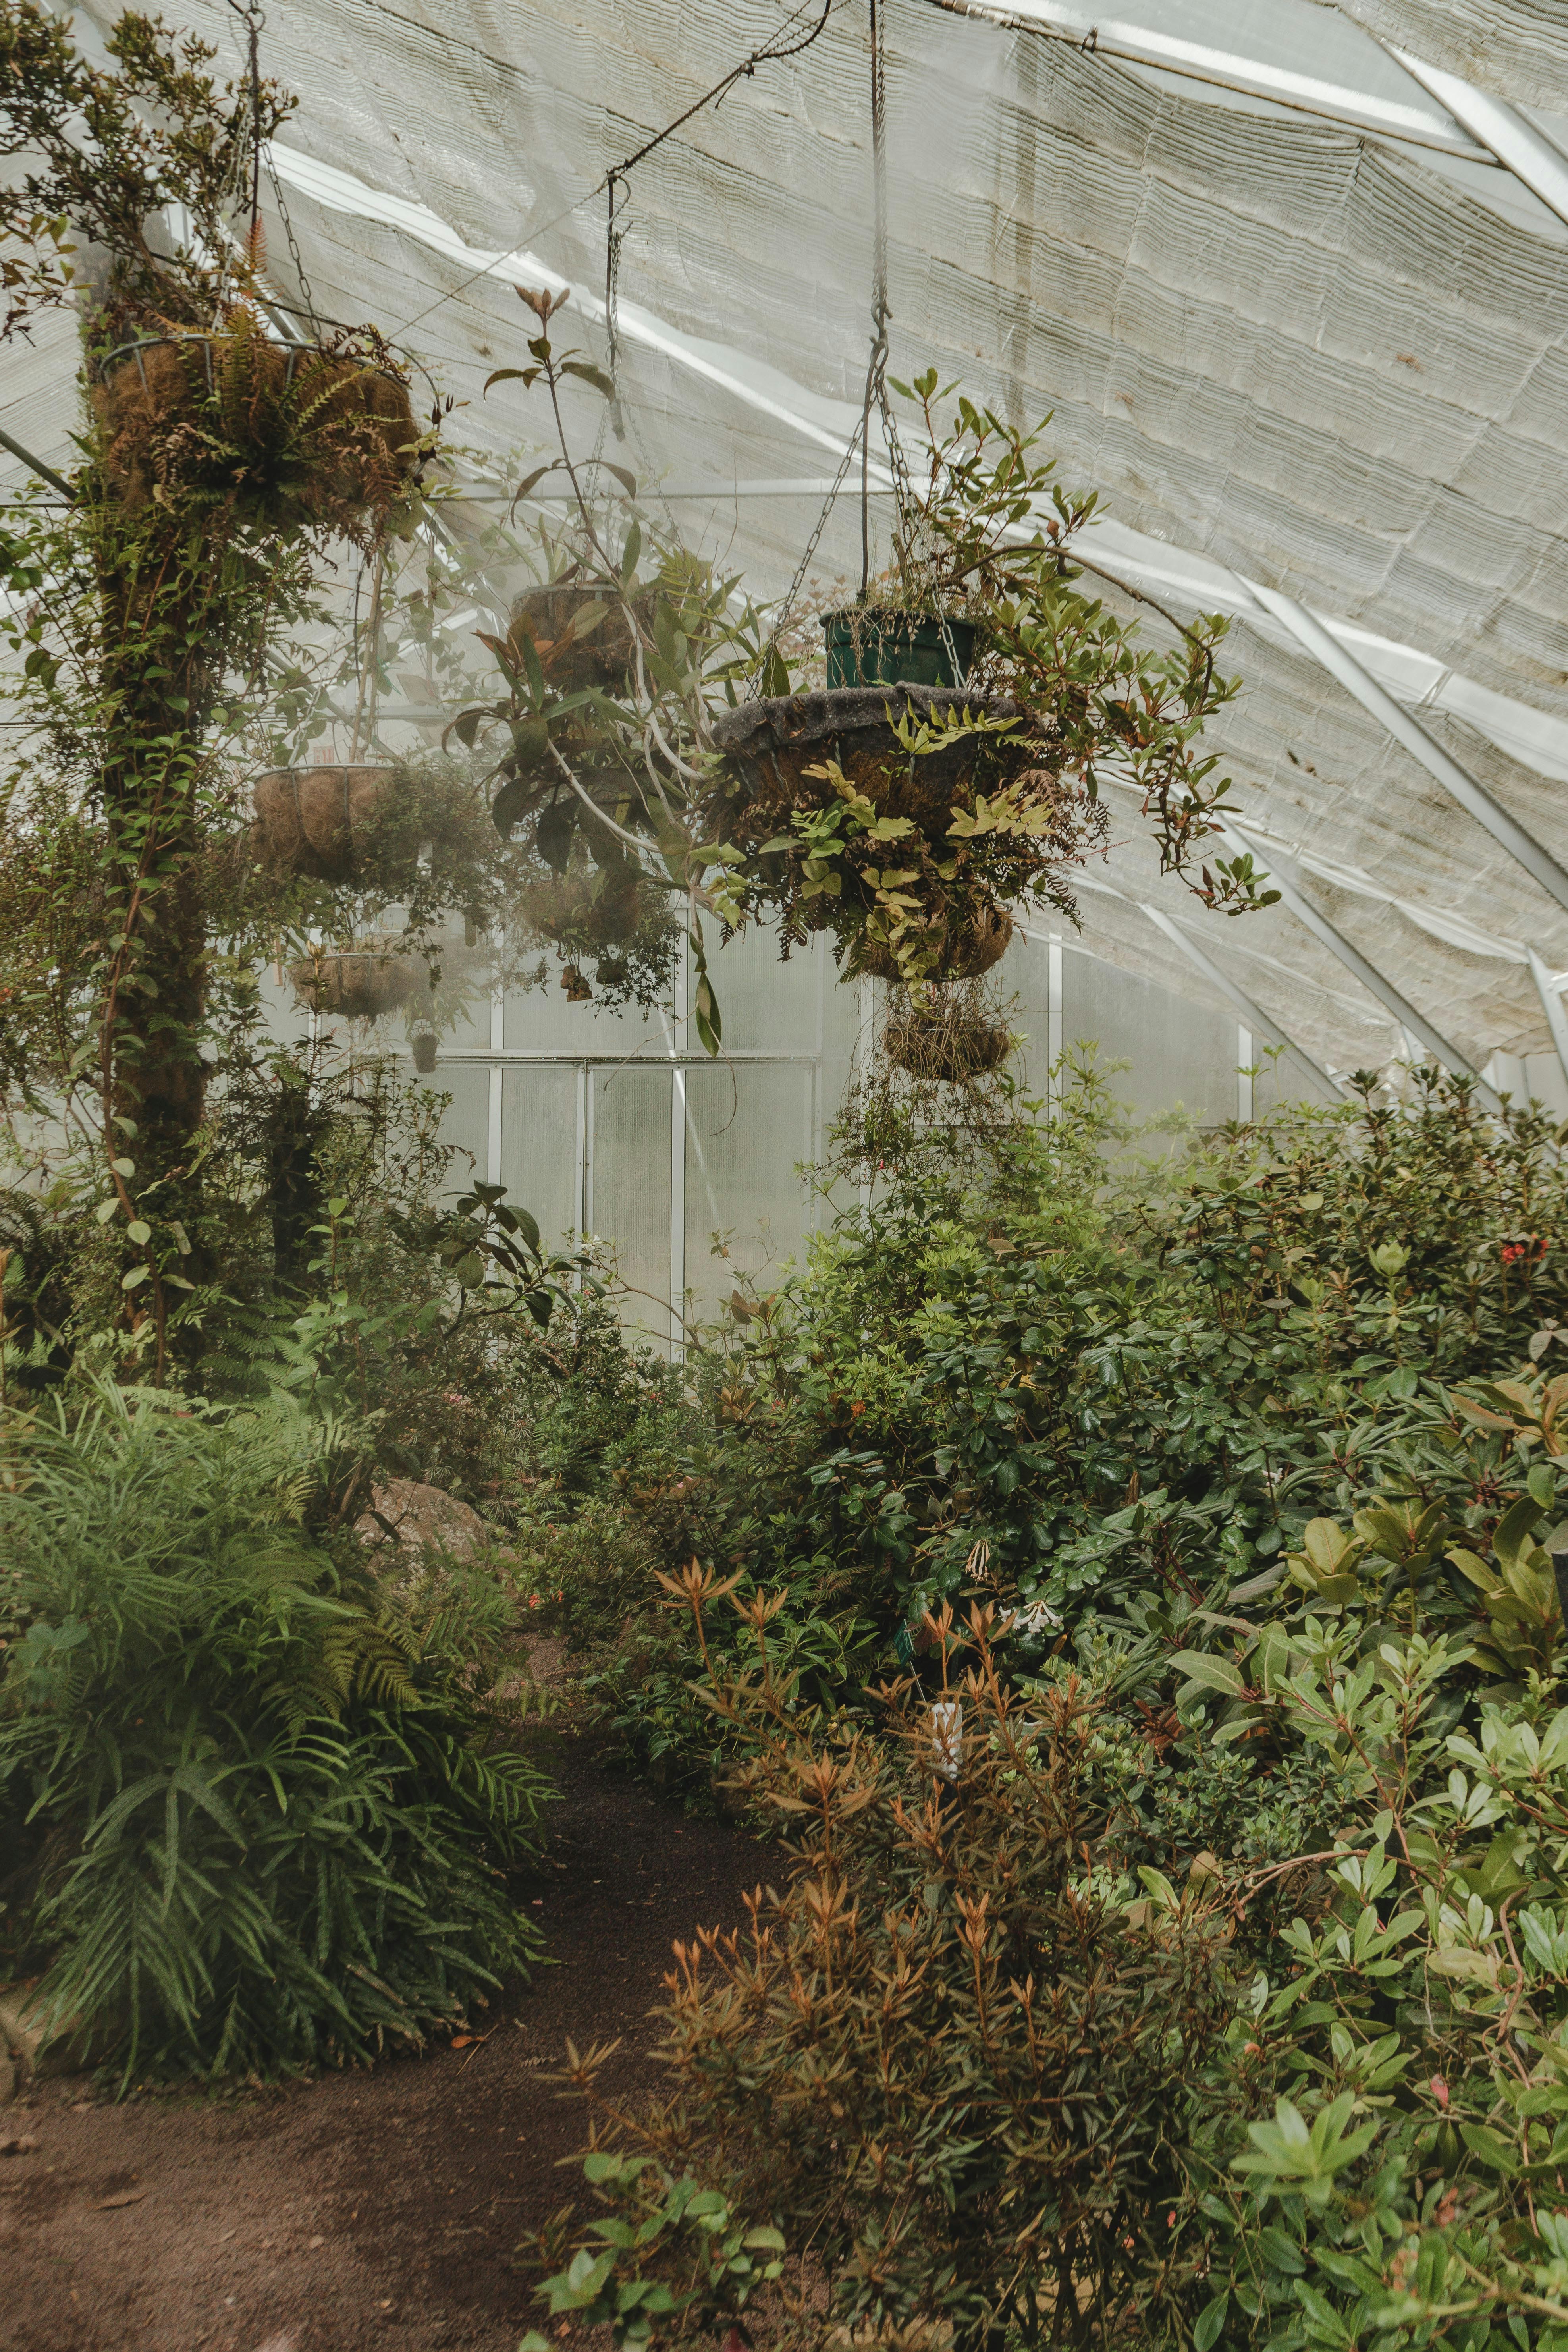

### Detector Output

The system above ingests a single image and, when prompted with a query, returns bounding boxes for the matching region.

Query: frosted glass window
[418,1063,490,1195]
[589,1067,675,1343]
[500,1065,581,1245]
[683,1063,817,1318]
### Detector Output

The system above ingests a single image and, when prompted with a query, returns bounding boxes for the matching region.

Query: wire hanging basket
[93,325,418,526]
[251,763,399,884]
[287,940,425,1021]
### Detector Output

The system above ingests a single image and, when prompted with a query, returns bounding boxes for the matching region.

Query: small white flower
[930,1698,963,1783]
[1011,1596,1062,1639]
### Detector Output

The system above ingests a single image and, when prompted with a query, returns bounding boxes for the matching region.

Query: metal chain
[744,414,866,699]
[264,150,320,336]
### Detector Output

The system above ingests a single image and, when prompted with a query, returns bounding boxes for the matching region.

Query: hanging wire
[858,0,889,602]
[747,0,938,695]
[222,0,321,334]
[388,0,841,345]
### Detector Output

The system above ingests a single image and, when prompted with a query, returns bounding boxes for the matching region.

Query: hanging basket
[823,605,979,690]
[520,868,646,949]
[712,686,1032,980]
[883,984,1012,1080]
[94,329,417,527]
[410,1028,439,1075]
[251,764,398,884]
[509,581,657,695]
[857,903,1014,985]
[712,685,1026,840]
[287,942,424,1020]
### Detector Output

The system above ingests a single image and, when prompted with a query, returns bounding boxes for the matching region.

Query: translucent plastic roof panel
[5,0,1568,1087]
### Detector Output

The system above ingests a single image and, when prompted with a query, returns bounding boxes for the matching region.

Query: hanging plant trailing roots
[883,979,1011,1081]
[93,321,419,538]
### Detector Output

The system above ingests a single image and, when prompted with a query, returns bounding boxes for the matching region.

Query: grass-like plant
[0,1383,550,2083]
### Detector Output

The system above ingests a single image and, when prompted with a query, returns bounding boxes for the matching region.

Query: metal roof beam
[1529,949,1568,1094]
[1223,820,1505,1113]
[919,0,1489,158]
[1137,901,1346,1103]
[1249,583,1568,920]
[1389,46,1568,233]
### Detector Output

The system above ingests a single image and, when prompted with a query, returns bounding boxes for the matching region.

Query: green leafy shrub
[0,1383,550,2083]
[522,1576,1235,2350]
[548,1062,1568,1790]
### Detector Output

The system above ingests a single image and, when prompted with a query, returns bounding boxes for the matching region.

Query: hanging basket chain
[858,0,890,602]
[748,0,966,697]
[264,150,320,334]
[743,417,865,700]
[747,0,900,694]
[222,0,320,332]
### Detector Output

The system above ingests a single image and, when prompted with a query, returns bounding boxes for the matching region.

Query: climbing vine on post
[0,2,429,1373]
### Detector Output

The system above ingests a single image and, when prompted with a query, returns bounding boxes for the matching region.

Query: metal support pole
[1529,949,1568,1094]
[1138,901,1344,1103]
[572,1065,588,1241]
[858,976,876,1210]
[1047,931,1063,1115]
[1222,822,1504,1113]
[1251,583,1568,919]
[1237,1026,1254,1124]
[1387,45,1568,233]
[668,931,689,1358]
[486,986,503,1187]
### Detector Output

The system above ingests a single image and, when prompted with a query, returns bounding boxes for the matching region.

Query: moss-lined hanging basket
[287,942,424,1021]
[520,868,647,950]
[94,326,417,529]
[251,764,399,885]
[713,684,1024,835]
[710,683,1033,984]
[856,902,1014,984]
[508,580,657,695]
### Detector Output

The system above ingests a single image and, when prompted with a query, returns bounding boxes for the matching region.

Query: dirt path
[0,1706,758,2352]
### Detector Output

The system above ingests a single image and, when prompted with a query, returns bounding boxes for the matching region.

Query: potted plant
[709,369,1275,988]
[450,288,779,1040]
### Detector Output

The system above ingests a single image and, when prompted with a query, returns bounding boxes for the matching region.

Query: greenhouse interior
[8,0,1568,2346]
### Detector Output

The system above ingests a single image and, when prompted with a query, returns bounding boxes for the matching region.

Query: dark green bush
[525,1583,1236,2352]
[0,1383,550,2082]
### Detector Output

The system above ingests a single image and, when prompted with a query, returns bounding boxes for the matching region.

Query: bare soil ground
[0,1667,757,2352]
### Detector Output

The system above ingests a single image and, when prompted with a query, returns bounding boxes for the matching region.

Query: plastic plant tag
[931,1698,962,1783]
[894,1623,915,1665]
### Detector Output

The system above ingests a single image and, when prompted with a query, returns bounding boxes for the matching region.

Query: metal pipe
[1223,820,1504,1113]
[1138,901,1345,1102]
[1252,584,1568,920]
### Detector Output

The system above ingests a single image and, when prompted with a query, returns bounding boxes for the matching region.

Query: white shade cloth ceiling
[7,0,1568,1086]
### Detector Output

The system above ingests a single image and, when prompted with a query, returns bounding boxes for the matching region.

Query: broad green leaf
[1171,1650,1245,1697]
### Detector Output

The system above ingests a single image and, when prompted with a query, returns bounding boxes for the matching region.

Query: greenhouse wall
[262,921,1338,1350]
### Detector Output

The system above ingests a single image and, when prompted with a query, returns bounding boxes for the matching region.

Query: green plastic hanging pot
[823,605,978,689]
